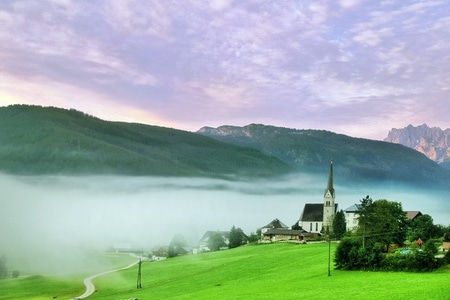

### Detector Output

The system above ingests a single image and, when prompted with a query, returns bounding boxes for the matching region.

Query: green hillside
[198,124,450,188]
[89,244,449,299]
[0,105,290,178]
[1,244,448,299]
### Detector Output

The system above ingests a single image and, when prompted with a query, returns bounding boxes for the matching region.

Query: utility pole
[136,259,142,289]
[327,226,331,277]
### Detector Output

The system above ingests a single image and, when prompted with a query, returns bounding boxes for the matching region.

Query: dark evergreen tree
[168,233,187,257]
[332,209,346,240]
[291,222,302,230]
[208,232,226,251]
[229,226,246,248]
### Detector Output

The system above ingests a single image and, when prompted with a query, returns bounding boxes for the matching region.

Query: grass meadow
[89,243,449,300]
[0,253,137,300]
[0,243,448,299]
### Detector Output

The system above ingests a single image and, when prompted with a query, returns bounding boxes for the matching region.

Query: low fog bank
[0,173,448,275]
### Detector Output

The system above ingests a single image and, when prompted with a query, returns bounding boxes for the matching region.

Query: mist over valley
[1,173,448,276]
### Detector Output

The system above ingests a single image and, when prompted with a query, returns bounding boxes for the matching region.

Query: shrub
[335,237,362,270]
[445,249,450,264]
[335,238,383,270]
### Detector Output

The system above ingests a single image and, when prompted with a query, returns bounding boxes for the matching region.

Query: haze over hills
[384,124,450,169]
[0,105,290,178]
[198,124,450,189]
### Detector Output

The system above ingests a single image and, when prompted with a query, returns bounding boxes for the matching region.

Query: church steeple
[324,160,335,198]
[323,160,336,230]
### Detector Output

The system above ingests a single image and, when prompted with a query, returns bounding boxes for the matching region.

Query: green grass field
[1,244,448,299]
[89,243,450,300]
[0,252,137,300]
[0,274,82,300]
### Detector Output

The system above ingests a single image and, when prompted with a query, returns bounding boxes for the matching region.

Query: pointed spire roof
[324,160,335,198]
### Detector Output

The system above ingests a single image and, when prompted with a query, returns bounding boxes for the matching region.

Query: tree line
[334,196,450,272]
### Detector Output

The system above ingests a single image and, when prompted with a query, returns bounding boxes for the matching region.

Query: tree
[168,233,188,257]
[356,197,407,251]
[229,226,246,248]
[291,222,302,230]
[409,214,441,241]
[247,232,259,243]
[332,209,346,240]
[0,256,7,279]
[208,232,226,251]
[444,226,450,242]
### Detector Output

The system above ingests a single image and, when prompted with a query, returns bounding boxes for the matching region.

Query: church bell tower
[323,160,336,232]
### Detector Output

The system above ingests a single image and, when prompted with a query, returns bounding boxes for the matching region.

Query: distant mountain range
[0,105,289,178]
[1,105,449,189]
[384,124,450,169]
[198,124,450,188]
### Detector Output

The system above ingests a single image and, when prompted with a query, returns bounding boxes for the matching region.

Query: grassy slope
[0,105,290,178]
[0,253,138,300]
[90,243,449,300]
[0,275,83,300]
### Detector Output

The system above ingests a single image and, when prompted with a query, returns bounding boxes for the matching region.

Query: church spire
[323,159,336,230]
[324,160,335,198]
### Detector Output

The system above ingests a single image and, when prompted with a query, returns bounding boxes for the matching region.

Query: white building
[344,204,359,231]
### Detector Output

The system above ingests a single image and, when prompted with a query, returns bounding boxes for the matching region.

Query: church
[298,160,337,234]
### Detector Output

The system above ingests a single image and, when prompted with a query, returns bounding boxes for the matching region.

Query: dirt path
[72,254,143,299]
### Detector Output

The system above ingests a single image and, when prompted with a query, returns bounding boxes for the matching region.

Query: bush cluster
[335,238,383,271]
[335,237,447,272]
[381,251,444,272]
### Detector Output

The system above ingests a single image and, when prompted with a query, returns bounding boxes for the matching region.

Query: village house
[344,205,423,232]
[344,204,359,231]
[262,228,311,243]
[198,231,230,252]
[406,211,423,221]
[258,218,305,243]
[151,245,169,258]
[260,218,289,235]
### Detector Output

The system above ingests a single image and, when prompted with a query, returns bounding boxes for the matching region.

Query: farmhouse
[344,206,423,232]
[151,245,169,257]
[344,204,359,231]
[406,211,423,221]
[298,160,337,234]
[262,228,311,243]
[260,218,289,235]
[199,231,230,252]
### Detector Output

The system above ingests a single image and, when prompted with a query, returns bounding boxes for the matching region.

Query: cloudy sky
[0,0,448,139]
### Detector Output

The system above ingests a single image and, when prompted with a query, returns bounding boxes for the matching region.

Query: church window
[310,223,312,231]
[316,223,318,231]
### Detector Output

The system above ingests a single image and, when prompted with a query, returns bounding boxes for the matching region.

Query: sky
[0,0,449,140]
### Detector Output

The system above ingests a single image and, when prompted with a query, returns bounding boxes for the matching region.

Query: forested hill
[198,124,450,188]
[0,105,290,178]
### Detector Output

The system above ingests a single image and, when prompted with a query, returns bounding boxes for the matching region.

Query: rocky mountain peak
[198,125,255,138]
[384,124,450,164]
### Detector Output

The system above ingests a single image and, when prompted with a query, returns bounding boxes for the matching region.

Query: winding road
[72,254,144,300]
